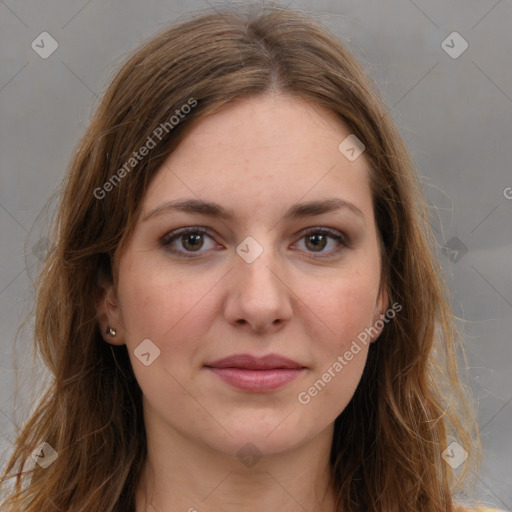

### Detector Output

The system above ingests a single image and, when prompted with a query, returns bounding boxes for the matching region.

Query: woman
[0,4,502,512]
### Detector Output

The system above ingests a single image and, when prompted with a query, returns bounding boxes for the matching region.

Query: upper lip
[205,353,304,370]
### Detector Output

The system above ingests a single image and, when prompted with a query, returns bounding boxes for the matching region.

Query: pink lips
[205,354,306,392]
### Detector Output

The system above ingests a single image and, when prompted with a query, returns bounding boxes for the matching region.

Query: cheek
[294,305,374,424]
[334,279,378,343]
[117,254,219,363]
[293,264,379,415]
[118,250,174,329]
[116,258,213,409]
[299,266,380,350]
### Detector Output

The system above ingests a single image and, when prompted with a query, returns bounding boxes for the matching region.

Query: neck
[135,409,338,512]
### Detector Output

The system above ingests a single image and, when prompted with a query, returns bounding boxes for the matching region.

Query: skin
[98,93,388,512]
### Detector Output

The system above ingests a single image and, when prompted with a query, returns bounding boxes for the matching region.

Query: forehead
[143,94,373,221]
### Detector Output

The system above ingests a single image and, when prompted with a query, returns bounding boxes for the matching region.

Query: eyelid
[299,226,349,244]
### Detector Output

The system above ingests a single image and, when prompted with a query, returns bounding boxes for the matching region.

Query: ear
[96,273,125,346]
[369,285,389,343]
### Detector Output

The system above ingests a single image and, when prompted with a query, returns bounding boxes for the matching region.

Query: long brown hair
[0,4,481,511]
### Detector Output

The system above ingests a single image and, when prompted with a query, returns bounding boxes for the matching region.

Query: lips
[205,353,304,370]
[205,354,306,392]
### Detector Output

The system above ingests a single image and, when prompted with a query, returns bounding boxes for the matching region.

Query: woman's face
[104,94,387,459]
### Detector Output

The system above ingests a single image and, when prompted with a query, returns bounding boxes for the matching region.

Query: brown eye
[161,227,219,257]
[181,233,204,251]
[295,227,348,257]
[304,233,328,252]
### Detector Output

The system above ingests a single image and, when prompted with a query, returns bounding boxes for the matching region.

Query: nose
[223,244,293,334]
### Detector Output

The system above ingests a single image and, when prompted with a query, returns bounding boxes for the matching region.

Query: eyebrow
[142,197,365,223]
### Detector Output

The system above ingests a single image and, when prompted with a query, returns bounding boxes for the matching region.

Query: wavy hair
[0,4,481,511]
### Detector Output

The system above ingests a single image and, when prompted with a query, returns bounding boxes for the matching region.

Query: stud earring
[104,299,117,338]
[105,326,117,337]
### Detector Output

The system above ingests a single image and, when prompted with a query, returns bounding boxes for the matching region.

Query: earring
[104,299,117,337]
[105,326,117,337]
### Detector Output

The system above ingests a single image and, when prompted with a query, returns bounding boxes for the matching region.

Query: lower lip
[206,367,305,391]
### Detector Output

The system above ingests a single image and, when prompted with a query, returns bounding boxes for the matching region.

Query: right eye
[160,227,222,257]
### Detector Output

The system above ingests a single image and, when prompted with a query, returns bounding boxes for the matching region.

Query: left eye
[160,227,347,257]
[293,228,347,255]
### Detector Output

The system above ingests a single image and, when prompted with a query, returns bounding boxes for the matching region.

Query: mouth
[204,353,306,392]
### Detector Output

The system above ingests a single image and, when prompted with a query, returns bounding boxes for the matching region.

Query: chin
[208,414,316,459]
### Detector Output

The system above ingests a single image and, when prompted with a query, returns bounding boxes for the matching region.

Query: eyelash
[160,226,349,259]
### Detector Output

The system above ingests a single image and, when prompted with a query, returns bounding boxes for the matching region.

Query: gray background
[0,0,511,509]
